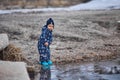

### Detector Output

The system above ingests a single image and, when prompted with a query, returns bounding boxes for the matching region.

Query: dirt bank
[0,0,90,10]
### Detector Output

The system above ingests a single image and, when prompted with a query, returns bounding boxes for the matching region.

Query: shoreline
[0,7,120,15]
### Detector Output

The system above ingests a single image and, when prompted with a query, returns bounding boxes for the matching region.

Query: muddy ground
[0,10,120,68]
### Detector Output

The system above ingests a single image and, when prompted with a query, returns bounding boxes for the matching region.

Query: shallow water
[35,61,120,80]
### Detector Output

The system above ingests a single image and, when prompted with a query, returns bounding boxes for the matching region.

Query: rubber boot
[41,61,49,66]
[47,60,53,65]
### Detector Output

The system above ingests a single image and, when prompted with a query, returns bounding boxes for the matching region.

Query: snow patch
[0,0,120,14]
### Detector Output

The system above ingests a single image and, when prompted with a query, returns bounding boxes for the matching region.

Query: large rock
[0,61,30,80]
[117,21,120,32]
[0,34,9,51]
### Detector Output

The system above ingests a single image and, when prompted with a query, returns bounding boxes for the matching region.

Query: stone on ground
[0,61,30,80]
[0,34,9,51]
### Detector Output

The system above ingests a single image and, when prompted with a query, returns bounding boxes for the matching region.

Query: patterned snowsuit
[38,25,53,62]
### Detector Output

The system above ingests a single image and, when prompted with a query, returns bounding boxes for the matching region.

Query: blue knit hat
[46,18,54,26]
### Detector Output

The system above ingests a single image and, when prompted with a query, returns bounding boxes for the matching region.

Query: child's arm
[48,33,53,45]
[40,28,48,44]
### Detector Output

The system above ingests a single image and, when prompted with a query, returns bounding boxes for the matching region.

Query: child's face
[48,24,54,31]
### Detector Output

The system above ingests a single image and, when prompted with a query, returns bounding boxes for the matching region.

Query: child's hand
[45,42,49,46]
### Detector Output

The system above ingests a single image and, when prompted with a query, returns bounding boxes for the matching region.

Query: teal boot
[47,60,53,65]
[41,61,49,66]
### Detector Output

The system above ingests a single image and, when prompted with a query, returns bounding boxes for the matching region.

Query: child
[38,18,54,66]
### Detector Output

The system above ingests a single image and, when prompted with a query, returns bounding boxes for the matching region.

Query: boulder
[117,21,120,32]
[0,34,9,51]
[0,61,30,80]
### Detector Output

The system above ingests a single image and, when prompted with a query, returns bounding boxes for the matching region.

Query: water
[35,61,120,80]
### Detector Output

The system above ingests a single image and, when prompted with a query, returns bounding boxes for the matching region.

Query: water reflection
[35,61,120,80]
[39,65,51,80]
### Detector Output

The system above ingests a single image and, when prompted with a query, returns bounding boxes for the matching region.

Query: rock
[27,66,35,80]
[94,64,120,74]
[117,21,120,32]
[110,66,120,74]
[0,34,9,51]
[0,61,30,80]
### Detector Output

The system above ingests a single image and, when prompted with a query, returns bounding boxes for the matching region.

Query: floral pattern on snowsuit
[38,25,53,62]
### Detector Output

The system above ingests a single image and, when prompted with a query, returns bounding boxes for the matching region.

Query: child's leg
[48,49,50,60]
[39,49,49,66]
[40,54,49,66]
[47,49,52,65]
[38,43,49,66]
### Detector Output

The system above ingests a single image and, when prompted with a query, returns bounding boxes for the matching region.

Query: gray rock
[0,61,30,80]
[0,33,9,51]
[117,21,120,32]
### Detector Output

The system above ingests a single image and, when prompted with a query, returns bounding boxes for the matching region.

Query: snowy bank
[0,0,120,14]
[70,0,120,10]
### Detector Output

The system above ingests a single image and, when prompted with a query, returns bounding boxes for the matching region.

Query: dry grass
[0,44,33,66]
[2,44,22,61]
[52,50,117,64]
